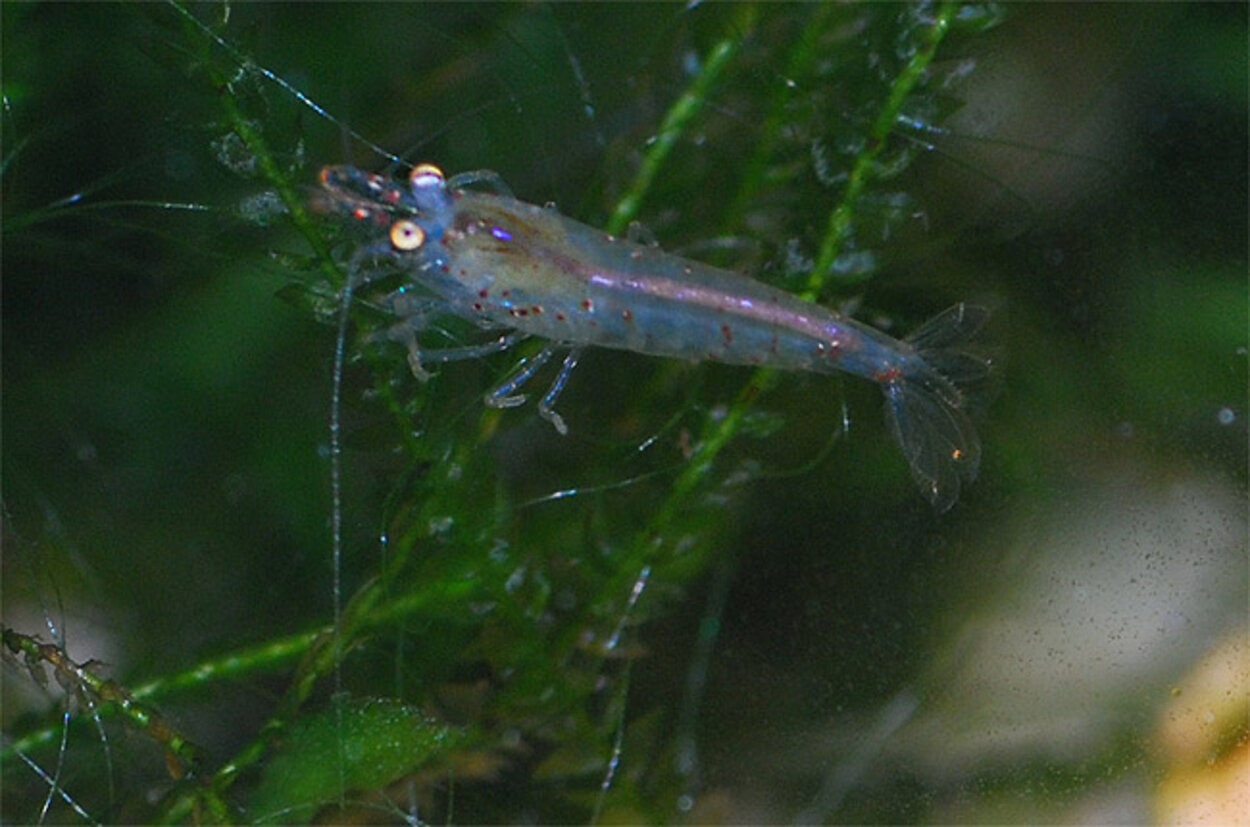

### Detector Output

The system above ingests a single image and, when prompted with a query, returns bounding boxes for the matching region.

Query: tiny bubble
[676,794,695,813]
[1115,421,1135,439]
[1216,407,1236,425]
[427,515,454,535]
[76,442,97,462]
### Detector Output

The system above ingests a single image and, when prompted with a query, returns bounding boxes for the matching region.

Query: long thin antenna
[329,266,359,809]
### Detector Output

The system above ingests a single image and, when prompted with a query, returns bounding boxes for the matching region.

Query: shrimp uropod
[314,163,992,511]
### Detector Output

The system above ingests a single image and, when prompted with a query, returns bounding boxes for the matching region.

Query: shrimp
[314,163,992,511]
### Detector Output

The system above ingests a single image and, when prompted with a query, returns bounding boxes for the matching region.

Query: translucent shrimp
[314,163,992,511]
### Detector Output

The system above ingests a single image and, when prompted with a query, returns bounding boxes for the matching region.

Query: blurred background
[3,3,1245,823]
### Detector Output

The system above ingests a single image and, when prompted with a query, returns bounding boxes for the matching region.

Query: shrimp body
[315,163,991,510]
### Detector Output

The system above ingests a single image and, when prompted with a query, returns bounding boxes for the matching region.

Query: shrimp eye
[409,163,445,190]
[390,220,426,251]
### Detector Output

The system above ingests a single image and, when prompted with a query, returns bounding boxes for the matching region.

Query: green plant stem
[167,0,343,291]
[1,626,232,822]
[605,4,757,236]
[723,3,839,230]
[807,2,958,294]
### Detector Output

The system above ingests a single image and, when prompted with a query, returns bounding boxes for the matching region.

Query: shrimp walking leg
[383,294,455,379]
[537,349,582,436]
[384,288,522,379]
[485,344,561,409]
[391,325,524,381]
[483,344,582,435]
[410,333,527,378]
[418,334,527,365]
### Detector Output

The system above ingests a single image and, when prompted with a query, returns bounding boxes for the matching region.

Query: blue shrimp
[314,163,992,511]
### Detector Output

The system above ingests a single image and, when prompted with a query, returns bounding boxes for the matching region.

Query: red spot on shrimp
[875,366,904,382]
[478,289,489,298]
[353,207,369,221]
[622,309,634,322]
[721,323,733,346]
[472,302,484,312]
[530,306,543,315]
[581,299,595,312]
[816,340,842,360]
[555,312,566,322]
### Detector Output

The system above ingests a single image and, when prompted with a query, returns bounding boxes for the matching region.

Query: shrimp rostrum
[314,163,993,511]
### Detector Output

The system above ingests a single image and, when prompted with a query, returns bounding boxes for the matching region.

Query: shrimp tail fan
[883,303,993,512]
